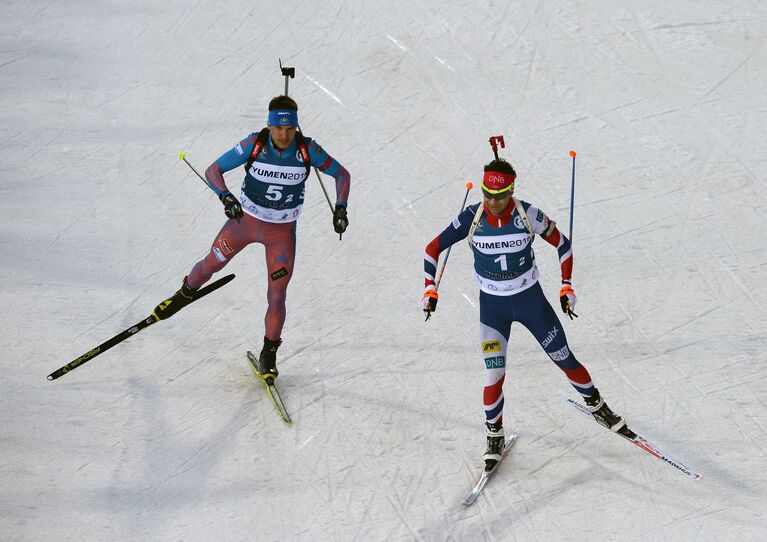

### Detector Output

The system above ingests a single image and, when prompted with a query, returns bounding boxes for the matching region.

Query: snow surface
[2,1,767,541]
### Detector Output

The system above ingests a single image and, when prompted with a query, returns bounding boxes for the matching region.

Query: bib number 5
[265,185,284,201]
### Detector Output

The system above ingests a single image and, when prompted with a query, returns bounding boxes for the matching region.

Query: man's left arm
[308,139,350,234]
[533,205,577,318]
[307,140,350,206]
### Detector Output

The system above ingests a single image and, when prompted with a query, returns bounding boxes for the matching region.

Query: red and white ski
[462,432,520,506]
[564,398,702,480]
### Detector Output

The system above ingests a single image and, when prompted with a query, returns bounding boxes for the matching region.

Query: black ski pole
[47,273,236,381]
[178,151,206,184]
[425,182,474,321]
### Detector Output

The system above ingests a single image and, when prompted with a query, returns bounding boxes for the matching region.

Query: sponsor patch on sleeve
[235,143,244,155]
[482,340,501,353]
[452,216,461,229]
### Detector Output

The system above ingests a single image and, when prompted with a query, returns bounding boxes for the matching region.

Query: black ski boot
[483,421,505,471]
[586,389,628,433]
[153,277,197,320]
[255,336,282,379]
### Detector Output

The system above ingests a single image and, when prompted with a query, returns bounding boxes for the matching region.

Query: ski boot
[254,336,282,380]
[153,277,197,320]
[586,389,629,434]
[483,421,505,471]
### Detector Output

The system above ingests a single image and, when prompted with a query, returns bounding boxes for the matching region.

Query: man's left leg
[254,222,296,378]
[520,284,627,433]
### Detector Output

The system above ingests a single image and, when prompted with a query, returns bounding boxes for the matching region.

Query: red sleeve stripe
[425,237,441,262]
[205,162,227,192]
[542,226,573,283]
[318,156,333,172]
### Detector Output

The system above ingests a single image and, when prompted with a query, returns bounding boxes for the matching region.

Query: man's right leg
[187,216,261,289]
[154,216,261,320]
[479,292,513,470]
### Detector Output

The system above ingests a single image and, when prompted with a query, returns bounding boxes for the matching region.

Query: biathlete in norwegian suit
[422,156,626,470]
[154,95,350,378]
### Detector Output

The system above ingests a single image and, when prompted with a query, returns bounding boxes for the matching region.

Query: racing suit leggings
[186,213,296,341]
[479,282,596,425]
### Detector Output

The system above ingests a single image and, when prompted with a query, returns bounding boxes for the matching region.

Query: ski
[246,351,292,424]
[47,274,236,381]
[564,398,702,480]
[462,432,519,506]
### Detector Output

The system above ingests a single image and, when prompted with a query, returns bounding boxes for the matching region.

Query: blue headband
[268,109,298,127]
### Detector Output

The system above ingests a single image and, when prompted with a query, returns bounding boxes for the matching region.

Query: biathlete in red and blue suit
[154,95,350,378]
[422,156,626,470]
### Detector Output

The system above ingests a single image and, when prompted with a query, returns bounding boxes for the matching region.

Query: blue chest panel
[471,212,535,281]
[240,146,309,222]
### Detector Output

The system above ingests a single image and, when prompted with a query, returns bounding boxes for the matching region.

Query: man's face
[269,125,297,150]
[483,189,513,216]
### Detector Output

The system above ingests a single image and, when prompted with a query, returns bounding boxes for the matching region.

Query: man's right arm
[204,134,255,197]
[423,205,476,291]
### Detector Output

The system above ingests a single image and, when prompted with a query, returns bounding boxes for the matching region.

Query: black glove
[219,192,243,222]
[333,205,348,234]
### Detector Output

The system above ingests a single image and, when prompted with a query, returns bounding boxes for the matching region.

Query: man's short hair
[268,96,298,111]
[483,158,516,176]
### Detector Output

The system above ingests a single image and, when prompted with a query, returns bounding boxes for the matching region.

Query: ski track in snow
[2,0,767,540]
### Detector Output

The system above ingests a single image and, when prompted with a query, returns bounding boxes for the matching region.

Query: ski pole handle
[179,152,207,186]
[568,150,576,242]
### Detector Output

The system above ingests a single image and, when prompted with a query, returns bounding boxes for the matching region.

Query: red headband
[482,170,516,193]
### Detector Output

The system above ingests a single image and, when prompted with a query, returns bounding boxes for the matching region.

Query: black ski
[47,274,235,381]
